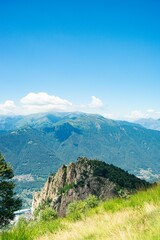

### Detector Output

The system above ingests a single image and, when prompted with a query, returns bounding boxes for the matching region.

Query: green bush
[66,210,82,221]
[67,200,85,215]
[34,198,52,218]
[85,195,99,209]
[66,200,84,221]
[117,188,130,199]
[66,195,99,221]
[40,206,58,221]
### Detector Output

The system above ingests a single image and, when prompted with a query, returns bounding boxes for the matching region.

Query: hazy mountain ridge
[135,118,160,131]
[0,112,65,130]
[1,112,160,175]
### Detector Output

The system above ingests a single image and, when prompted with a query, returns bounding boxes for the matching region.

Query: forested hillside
[0,112,160,206]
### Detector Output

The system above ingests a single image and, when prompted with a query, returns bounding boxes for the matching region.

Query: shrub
[34,198,52,219]
[85,195,99,209]
[117,188,130,199]
[66,211,82,221]
[66,200,84,221]
[67,200,85,215]
[39,206,58,222]
[76,179,85,187]
[66,195,99,221]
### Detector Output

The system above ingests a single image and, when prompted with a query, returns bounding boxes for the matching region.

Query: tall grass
[0,218,65,240]
[1,184,160,240]
[102,183,160,212]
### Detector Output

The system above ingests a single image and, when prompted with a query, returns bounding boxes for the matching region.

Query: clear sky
[0,0,160,120]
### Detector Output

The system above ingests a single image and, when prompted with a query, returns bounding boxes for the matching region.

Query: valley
[0,112,160,206]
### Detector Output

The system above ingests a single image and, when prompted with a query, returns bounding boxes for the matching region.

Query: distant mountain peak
[135,118,160,131]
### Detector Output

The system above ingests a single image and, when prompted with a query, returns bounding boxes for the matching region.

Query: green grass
[1,184,160,240]
[0,218,65,240]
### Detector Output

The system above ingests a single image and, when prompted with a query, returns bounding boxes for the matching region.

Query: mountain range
[135,118,160,131]
[0,112,160,206]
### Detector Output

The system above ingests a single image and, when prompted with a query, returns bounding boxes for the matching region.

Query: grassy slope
[1,184,160,240]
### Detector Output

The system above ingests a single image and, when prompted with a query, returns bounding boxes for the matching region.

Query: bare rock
[32,157,117,216]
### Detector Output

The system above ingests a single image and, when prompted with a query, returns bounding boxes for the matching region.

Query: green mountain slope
[0,112,160,206]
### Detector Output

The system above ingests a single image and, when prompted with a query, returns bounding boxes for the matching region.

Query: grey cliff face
[32,157,116,216]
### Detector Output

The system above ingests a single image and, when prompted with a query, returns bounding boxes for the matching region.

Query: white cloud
[1,94,160,122]
[19,92,73,114]
[21,92,72,106]
[128,110,145,120]
[88,96,103,108]
[0,92,121,120]
[102,113,113,119]
[0,93,105,115]
[0,100,16,115]
[76,96,104,114]
[146,109,155,113]
[127,108,160,121]
[146,109,160,117]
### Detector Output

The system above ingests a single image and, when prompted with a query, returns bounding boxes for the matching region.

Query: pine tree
[0,153,22,227]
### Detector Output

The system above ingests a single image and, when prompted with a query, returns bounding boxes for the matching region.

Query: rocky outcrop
[32,157,151,217]
[32,157,116,216]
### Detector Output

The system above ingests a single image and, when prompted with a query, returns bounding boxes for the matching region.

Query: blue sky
[0,0,160,120]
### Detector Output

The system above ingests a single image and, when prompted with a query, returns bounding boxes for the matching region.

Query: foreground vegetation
[1,184,160,240]
[0,153,22,228]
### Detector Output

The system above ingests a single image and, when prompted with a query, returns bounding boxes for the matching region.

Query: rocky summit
[32,157,150,217]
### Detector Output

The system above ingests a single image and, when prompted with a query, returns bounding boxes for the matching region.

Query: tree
[0,153,22,227]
